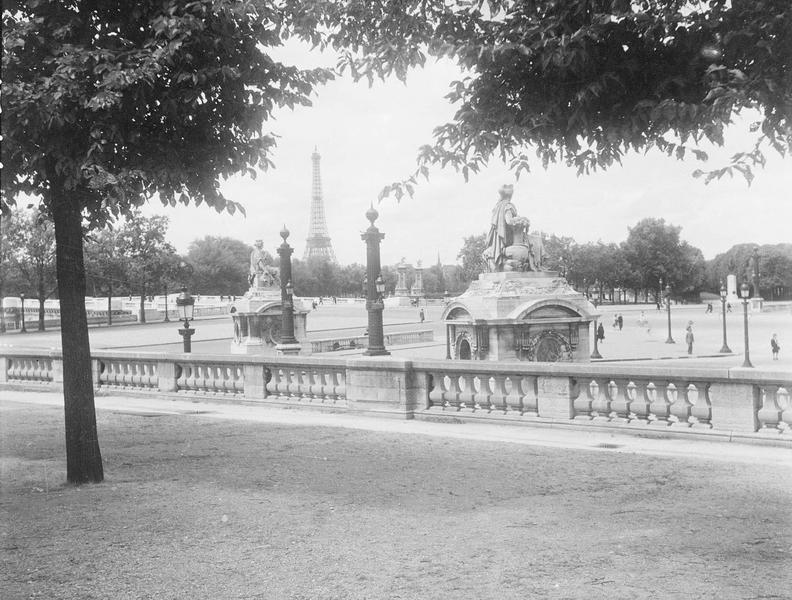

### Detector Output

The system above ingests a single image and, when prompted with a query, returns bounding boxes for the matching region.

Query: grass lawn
[1,396,791,600]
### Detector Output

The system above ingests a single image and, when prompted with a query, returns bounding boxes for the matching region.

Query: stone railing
[310,329,433,353]
[2,348,790,442]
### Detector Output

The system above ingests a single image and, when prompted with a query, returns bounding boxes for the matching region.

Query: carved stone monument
[442,185,598,362]
[230,239,309,354]
[411,260,424,298]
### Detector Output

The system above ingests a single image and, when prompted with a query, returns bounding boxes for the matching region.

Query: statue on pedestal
[483,184,543,272]
[248,239,279,290]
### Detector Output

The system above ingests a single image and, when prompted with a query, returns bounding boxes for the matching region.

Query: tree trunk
[37,275,46,331]
[52,191,103,484]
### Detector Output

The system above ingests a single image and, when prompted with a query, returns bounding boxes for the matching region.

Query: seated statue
[483,185,543,272]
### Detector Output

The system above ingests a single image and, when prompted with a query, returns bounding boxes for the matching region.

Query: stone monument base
[231,290,309,355]
[441,271,599,362]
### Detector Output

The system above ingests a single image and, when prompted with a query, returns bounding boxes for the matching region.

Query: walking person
[617,314,623,330]
[597,321,605,344]
[419,308,425,323]
[685,322,694,355]
[771,334,780,360]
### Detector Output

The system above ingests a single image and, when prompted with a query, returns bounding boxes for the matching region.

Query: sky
[143,43,792,267]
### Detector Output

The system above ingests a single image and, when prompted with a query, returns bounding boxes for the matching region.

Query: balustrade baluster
[458,373,476,410]
[505,376,523,414]
[427,372,443,408]
[628,381,650,424]
[609,379,630,422]
[521,376,539,416]
[589,378,610,421]
[442,375,460,410]
[286,369,301,400]
[473,376,492,412]
[756,385,782,433]
[310,370,324,401]
[668,382,693,427]
[777,387,791,434]
[488,375,507,413]
[687,382,712,428]
[648,382,672,426]
[572,379,595,420]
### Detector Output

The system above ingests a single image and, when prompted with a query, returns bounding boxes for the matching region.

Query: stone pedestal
[441,271,598,362]
[750,297,764,312]
[230,289,309,355]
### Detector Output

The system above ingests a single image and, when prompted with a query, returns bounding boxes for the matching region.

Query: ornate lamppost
[590,318,602,359]
[361,206,389,356]
[176,287,195,353]
[163,285,170,323]
[276,226,300,354]
[740,282,753,368]
[19,293,27,333]
[718,280,731,354]
[663,282,675,344]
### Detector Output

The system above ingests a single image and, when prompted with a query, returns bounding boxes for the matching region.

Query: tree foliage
[2,0,335,483]
[457,233,487,282]
[2,207,57,330]
[309,0,792,197]
[186,236,252,295]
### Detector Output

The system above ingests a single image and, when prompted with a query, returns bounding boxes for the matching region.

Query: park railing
[2,348,790,443]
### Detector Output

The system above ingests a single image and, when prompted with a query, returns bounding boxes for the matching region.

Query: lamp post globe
[175,286,195,353]
[718,281,731,353]
[740,282,753,367]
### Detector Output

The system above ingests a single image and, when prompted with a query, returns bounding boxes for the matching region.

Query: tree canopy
[308,0,792,196]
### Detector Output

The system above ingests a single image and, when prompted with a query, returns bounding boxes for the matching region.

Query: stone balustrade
[310,329,433,353]
[2,348,789,443]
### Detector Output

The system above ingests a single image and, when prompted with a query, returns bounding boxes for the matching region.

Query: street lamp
[740,281,753,368]
[718,280,731,353]
[176,287,195,353]
[277,226,299,352]
[664,283,675,344]
[163,285,170,323]
[590,318,602,359]
[361,206,389,356]
[19,293,27,333]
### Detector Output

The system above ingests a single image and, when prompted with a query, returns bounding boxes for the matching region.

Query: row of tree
[5,208,790,334]
[458,218,792,303]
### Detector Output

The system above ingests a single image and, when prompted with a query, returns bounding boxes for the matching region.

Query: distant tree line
[458,217,792,304]
[4,210,791,334]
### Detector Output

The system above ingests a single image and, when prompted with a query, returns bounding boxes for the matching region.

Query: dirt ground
[1,396,791,600]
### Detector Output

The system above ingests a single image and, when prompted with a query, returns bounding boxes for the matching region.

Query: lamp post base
[719,344,732,354]
[178,327,195,353]
[665,338,675,344]
[363,348,391,357]
[275,342,302,356]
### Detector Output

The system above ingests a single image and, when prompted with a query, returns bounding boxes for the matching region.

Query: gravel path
[2,394,791,600]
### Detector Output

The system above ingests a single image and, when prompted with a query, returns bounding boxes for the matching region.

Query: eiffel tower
[303,148,337,262]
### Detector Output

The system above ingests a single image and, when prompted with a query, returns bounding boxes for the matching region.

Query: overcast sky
[143,44,792,266]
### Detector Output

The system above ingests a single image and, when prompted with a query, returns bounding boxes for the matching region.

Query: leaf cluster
[313,0,790,197]
[2,0,333,224]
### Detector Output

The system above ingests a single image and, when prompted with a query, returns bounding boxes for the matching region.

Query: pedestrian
[685,322,694,355]
[419,308,425,323]
[617,314,623,330]
[726,302,732,312]
[771,334,780,360]
[597,321,605,343]
[612,315,619,329]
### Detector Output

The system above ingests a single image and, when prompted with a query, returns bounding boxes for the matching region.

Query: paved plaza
[3,301,790,371]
